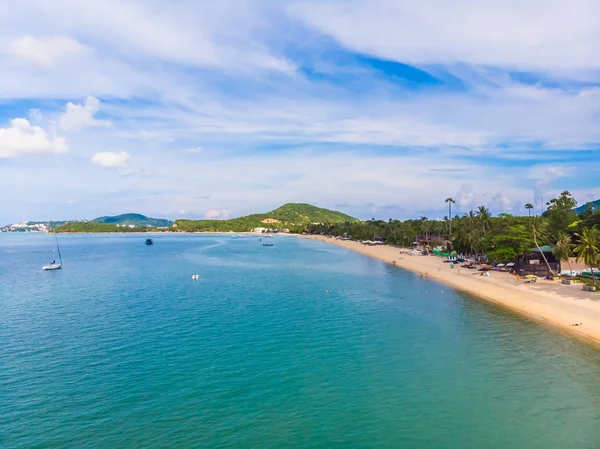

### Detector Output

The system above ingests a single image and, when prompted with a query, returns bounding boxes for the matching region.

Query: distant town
[2,221,70,233]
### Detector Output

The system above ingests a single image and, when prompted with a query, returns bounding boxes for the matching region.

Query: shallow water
[2,233,600,448]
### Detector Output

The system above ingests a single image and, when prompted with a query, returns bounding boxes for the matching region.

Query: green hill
[56,221,154,233]
[93,213,172,227]
[174,203,357,232]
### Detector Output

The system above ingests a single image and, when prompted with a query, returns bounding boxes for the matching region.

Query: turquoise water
[2,233,600,448]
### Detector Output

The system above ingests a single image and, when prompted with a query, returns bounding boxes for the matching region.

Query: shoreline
[299,235,600,348]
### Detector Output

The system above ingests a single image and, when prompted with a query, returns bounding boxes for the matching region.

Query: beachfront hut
[515,245,559,276]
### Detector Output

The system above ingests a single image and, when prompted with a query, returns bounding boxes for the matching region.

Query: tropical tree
[573,227,600,287]
[476,205,491,235]
[531,216,557,276]
[445,198,455,234]
[553,233,574,276]
[421,217,430,240]
[525,203,534,217]
[545,190,578,237]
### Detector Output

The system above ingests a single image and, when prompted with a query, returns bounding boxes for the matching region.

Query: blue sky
[1,0,600,224]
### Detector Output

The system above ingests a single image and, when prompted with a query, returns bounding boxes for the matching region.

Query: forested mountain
[93,213,173,227]
[174,203,356,232]
[575,199,600,214]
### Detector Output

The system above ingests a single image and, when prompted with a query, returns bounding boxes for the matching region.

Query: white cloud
[184,146,203,154]
[204,209,230,219]
[91,151,130,168]
[0,118,67,158]
[456,184,477,210]
[7,36,90,67]
[289,0,600,73]
[29,109,43,121]
[59,96,109,131]
[533,166,567,206]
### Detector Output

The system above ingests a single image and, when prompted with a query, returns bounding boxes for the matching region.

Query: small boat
[192,274,200,280]
[145,239,154,245]
[43,228,63,270]
[263,242,274,247]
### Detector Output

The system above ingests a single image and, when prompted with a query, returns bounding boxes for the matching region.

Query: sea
[2,233,600,448]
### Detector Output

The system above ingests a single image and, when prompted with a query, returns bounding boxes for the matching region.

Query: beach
[301,235,600,345]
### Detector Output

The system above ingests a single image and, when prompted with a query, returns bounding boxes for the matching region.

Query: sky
[1,0,600,224]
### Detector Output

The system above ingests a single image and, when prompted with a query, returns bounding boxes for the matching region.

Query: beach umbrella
[506,262,515,267]
[496,263,505,267]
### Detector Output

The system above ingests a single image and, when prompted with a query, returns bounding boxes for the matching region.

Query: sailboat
[42,228,63,270]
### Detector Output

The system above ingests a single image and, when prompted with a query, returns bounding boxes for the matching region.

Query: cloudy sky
[2,0,600,224]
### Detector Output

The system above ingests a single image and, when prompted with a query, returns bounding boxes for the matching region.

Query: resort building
[515,246,560,277]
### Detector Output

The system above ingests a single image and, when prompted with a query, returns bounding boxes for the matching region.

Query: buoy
[192,274,199,280]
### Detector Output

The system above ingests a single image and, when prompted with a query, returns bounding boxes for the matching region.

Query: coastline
[300,234,600,347]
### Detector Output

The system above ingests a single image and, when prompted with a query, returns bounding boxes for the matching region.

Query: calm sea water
[2,233,600,448]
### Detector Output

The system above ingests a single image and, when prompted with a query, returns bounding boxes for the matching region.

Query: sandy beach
[301,235,600,346]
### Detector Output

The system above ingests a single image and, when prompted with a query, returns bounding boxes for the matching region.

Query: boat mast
[54,228,63,265]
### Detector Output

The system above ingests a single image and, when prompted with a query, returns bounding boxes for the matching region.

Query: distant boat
[145,239,154,245]
[42,229,63,270]
[263,242,274,247]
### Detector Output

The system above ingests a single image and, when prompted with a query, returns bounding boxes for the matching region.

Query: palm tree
[465,210,479,255]
[531,216,557,276]
[445,198,455,234]
[476,205,490,235]
[574,226,600,288]
[553,233,574,276]
[525,203,533,217]
[421,217,430,241]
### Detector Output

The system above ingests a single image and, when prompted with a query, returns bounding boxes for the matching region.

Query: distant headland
[47,203,357,234]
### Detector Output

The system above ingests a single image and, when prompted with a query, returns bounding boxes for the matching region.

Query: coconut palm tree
[421,217,430,241]
[525,203,534,217]
[531,216,557,276]
[445,198,455,234]
[476,205,491,235]
[553,233,574,276]
[574,226,600,287]
[464,210,479,255]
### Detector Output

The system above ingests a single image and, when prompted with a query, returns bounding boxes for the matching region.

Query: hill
[575,200,600,214]
[92,213,173,227]
[56,222,154,233]
[174,203,357,232]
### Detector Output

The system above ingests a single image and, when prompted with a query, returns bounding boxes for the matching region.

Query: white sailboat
[42,228,63,270]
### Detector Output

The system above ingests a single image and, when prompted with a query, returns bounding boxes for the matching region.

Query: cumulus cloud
[59,96,109,131]
[91,151,130,168]
[204,209,230,219]
[456,184,477,210]
[0,118,67,158]
[7,36,90,67]
[534,166,566,207]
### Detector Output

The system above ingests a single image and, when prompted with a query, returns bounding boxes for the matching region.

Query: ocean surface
[2,233,600,448]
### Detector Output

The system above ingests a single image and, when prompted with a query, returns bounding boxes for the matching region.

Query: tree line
[305,191,600,285]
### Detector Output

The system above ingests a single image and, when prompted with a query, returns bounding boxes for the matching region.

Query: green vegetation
[56,222,154,233]
[174,203,356,233]
[306,191,600,275]
[573,227,600,287]
[93,213,172,227]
